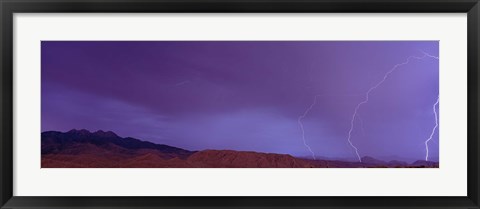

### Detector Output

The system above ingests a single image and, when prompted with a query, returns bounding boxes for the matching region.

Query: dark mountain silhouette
[41,129,439,168]
[374,155,419,164]
[411,160,439,167]
[42,129,193,158]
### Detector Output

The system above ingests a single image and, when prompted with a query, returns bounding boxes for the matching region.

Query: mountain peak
[411,160,438,167]
[67,129,91,135]
[361,156,386,164]
[66,129,119,138]
[93,130,118,138]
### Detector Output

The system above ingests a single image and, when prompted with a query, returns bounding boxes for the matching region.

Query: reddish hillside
[185,150,317,168]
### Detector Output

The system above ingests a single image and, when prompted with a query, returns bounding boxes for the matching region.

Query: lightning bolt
[425,97,439,161]
[298,95,321,160]
[297,93,365,160]
[347,51,439,162]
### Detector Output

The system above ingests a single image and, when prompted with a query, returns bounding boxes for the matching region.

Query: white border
[13,13,467,196]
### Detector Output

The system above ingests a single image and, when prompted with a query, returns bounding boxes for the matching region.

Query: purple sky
[41,41,439,162]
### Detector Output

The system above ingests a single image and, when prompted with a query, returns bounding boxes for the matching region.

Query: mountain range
[41,129,439,168]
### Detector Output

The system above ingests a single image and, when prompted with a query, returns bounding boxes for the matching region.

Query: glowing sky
[41,41,439,162]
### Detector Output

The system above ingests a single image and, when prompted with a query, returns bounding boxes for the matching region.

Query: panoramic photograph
[41,41,439,168]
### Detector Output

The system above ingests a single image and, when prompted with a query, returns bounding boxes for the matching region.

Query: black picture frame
[1,0,479,208]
